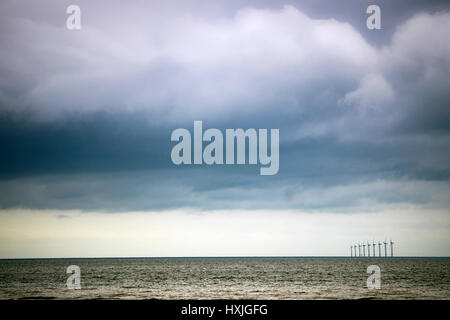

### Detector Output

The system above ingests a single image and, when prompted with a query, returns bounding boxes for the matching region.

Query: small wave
[18,296,57,300]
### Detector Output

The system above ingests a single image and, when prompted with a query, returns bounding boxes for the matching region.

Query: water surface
[0,257,448,299]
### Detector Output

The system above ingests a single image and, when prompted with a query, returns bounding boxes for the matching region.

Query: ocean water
[0,257,449,300]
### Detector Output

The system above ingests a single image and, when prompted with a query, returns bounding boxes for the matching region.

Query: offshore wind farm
[351,240,394,257]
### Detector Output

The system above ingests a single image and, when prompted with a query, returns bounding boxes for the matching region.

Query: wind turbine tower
[358,243,361,257]
[390,240,394,257]
[378,241,382,257]
[367,241,371,257]
[384,239,388,257]
[350,245,353,257]
[372,241,376,257]
[362,243,366,257]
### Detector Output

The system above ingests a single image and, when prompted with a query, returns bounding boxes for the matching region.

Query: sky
[0,0,449,258]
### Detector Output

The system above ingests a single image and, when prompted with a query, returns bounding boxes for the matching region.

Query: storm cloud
[0,0,449,212]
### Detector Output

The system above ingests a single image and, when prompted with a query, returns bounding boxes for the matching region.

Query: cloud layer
[0,1,449,212]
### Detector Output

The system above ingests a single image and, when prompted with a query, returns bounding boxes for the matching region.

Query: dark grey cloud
[0,112,171,178]
[0,1,449,212]
[1,169,449,212]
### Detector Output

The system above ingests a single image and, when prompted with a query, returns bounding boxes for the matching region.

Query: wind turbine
[358,243,361,257]
[390,239,394,257]
[378,241,382,257]
[384,239,388,257]
[372,240,376,257]
[367,241,371,257]
[350,245,353,257]
[362,242,366,257]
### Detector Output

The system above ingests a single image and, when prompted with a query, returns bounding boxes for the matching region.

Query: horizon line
[1,255,449,260]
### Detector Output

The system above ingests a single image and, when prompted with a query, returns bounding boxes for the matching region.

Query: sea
[0,257,449,300]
